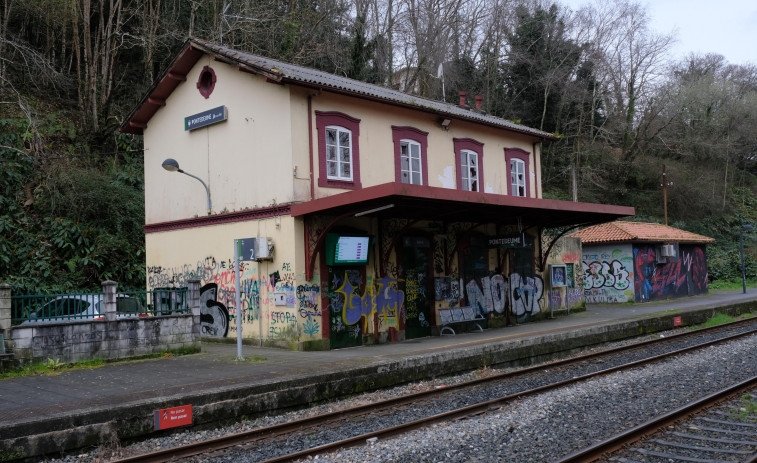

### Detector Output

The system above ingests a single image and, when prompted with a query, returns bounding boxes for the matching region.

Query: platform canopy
[291,183,635,229]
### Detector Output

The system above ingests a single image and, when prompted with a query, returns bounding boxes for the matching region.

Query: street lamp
[740,224,753,293]
[162,158,212,215]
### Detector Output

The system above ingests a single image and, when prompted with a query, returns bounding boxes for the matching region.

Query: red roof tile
[569,221,715,245]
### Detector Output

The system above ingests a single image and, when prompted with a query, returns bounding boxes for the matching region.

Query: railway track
[110,318,757,463]
[557,378,757,463]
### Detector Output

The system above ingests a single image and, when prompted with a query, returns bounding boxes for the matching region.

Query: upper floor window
[316,111,362,189]
[401,140,422,184]
[392,126,429,186]
[326,126,353,181]
[461,150,479,191]
[454,138,485,192]
[505,148,530,197]
[510,158,526,196]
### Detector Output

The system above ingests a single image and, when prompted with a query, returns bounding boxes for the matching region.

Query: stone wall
[3,280,202,365]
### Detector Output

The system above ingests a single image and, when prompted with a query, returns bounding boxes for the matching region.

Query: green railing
[12,291,104,324]
[121,288,189,316]
[11,288,190,324]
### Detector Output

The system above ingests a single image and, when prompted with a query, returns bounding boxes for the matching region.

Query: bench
[438,306,485,335]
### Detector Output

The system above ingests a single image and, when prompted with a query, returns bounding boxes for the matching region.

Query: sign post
[234,238,257,361]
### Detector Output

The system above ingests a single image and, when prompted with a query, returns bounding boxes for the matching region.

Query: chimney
[475,95,483,110]
[458,91,467,108]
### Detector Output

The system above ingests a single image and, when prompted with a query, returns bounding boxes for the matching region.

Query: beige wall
[308,92,542,199]
[144,57,297,224]
[145,215,318,346]
[144,59,545,225]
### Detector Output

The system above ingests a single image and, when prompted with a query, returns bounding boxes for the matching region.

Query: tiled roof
[569,221,715,244]
[121,38,557,139]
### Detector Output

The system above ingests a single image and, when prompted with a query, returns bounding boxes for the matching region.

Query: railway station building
[121,39,634,350]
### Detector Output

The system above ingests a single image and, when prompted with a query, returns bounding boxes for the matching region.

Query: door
[328,266,364,349]
[401,236,432,339]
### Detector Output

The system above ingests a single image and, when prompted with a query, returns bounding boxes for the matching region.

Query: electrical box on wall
[660,244,677,258]
[256,237,274,260]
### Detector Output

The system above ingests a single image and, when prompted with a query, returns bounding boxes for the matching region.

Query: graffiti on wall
[580,246,634,304]
[461,273,545,323]
[199,283,230,337]
[148,258,321,342]
[583,260,631,291]
[634,245,708,302]
[335,273,405,327]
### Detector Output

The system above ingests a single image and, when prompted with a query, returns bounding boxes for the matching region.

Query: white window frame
[325,125,353,181]
[510,158,526,196]
[461,149,479,191]
[400,139,423,185]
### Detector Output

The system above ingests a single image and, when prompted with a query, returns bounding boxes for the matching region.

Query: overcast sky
[561,0,757,66]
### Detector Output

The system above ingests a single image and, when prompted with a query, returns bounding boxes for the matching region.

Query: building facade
[123,39,634,349]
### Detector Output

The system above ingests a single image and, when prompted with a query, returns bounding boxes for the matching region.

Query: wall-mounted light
[439,118,452,131]
[162,158,212,215]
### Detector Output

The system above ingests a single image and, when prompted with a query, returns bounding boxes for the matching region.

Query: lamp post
[162,158,212,215]
[740,224,753,293]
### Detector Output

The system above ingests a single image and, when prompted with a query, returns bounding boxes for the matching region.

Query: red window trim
[453,138,485,191]
[505,147,531,197]
[316,111,362,189]
[196,66,217,99]
[391,126,429,185]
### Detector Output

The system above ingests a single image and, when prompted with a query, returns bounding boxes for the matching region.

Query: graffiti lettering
[462,273,545,323]
[335,273,404,327]
[583,260,631,291]
[200,283,230,338]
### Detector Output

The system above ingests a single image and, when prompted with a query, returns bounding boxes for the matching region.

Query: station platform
[1,289,756,459]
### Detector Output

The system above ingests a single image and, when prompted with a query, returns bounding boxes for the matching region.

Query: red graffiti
[634,245,708,302]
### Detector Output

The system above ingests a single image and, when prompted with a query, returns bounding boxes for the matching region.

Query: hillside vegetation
[1,0,756,292]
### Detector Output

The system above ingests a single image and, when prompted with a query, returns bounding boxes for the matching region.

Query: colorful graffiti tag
[634,245,708,302]
[336,273,405,327]
[583,260,631,291]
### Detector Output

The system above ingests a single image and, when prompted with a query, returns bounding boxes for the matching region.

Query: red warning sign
[673,316,682,327]
[154,405,192,430]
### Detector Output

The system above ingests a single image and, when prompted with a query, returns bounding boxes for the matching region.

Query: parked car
[20,294,148,325]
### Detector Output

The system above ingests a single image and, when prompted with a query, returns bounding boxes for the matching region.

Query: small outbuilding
[570,222,715,303]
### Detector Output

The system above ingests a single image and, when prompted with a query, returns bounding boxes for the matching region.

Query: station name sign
[487,234,523,248]
[185,105,227,131]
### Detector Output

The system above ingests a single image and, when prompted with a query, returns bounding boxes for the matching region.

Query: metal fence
[11,288,189,325]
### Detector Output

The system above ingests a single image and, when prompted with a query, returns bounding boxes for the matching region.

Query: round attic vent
[197,66,217,99]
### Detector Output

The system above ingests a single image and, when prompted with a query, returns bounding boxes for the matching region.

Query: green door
[402,236,432,339]
[328,266,364,349]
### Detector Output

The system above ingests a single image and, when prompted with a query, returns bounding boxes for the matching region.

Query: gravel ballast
[45,328,756,463]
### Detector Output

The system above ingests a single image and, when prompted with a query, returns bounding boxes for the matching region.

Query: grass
[709,279,757,290]
[0,347,201,380]
[731,393,757,422]
[689,313,738,330]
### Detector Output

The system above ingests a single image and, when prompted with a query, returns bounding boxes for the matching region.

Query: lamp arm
[180,170,212,214]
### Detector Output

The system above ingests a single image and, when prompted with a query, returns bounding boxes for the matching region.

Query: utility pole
[661,164,672,225]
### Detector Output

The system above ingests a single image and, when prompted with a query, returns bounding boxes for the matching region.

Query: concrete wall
[4,281,202,365]
[581,244,635,303]
[11,316,199,364]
